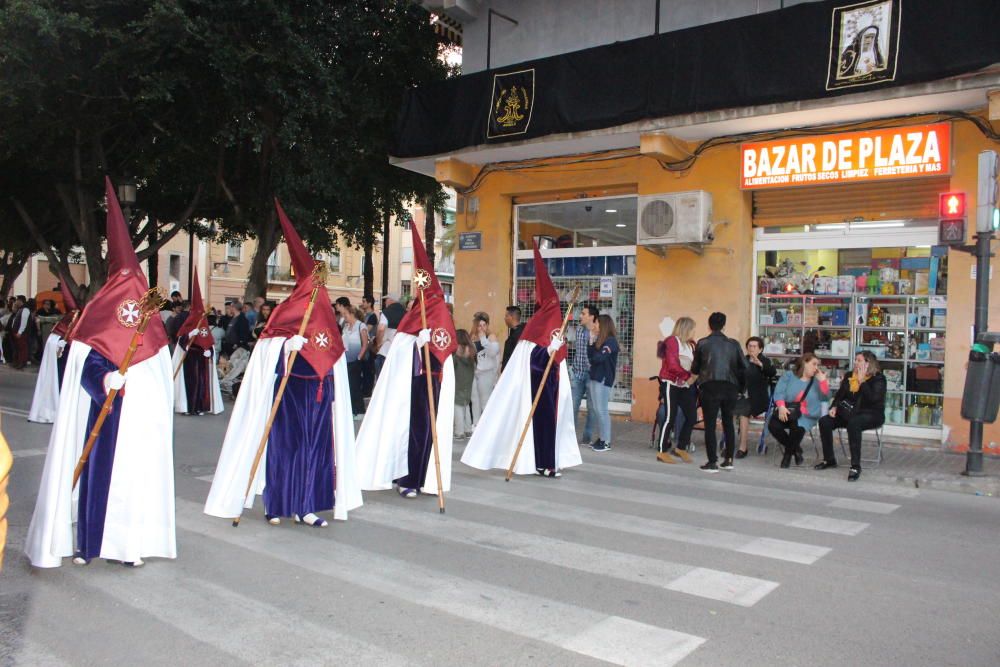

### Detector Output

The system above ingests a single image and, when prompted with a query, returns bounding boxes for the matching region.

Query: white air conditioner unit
[636,191,713,246]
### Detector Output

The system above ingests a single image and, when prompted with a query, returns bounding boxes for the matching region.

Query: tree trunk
[381,208,391,300]
[424,198,436,266]
[362,232,375,299]
[244,211,279,302]
[0,250,30,301]
[146,216,159,288]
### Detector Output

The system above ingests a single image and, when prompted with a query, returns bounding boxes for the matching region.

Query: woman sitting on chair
[814,351,886,482]
[769,353,829,469]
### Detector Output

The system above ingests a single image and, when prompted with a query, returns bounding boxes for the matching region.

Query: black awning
[392,0,1000,159]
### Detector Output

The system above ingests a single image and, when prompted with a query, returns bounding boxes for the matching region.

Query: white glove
[416,328,432,348]
[56,339,67,349]
[104,371,126,393]
[203,349,213,358]
[288,334,308,352]
[547,334,564,355]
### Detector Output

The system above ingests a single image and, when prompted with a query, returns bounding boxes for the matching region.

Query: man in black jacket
[691,312,747,473]
[501,305,525,372]
[222,301,251,358]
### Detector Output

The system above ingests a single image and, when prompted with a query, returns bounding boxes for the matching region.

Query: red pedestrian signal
[940,192,966,217]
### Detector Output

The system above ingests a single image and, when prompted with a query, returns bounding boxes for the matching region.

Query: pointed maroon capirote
[176,267,214,349]
[274,198,314,279]
[261,198,344,376]
[519,242,567,364]
[52,272,80,337]
[397,225,457,364]
[68,178,169,365]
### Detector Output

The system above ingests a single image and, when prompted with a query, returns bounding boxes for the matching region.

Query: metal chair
[837,425,884,468]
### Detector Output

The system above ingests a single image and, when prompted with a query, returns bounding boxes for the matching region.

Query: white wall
[460,0,823,73]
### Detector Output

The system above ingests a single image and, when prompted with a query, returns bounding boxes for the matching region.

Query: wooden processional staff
[413,268,446,514]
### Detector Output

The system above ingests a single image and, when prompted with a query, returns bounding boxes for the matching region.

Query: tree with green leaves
[0,0,447,301]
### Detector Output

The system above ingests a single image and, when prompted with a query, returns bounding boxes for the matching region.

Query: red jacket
[659,336,694,385]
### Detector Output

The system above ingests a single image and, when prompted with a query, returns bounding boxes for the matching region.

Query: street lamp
[117,180,137,209]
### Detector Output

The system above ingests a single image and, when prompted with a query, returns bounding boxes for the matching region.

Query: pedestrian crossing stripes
[175,499,707,666]
[462,472,871,536]
[177,456,903,665]
[446,484,832,564]
[580,461,904,512]
[354,500,780,607]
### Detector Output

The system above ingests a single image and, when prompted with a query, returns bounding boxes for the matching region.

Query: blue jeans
[571,373,595,442]
[588,380,612,444]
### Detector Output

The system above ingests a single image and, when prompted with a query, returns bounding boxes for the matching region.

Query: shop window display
[756,245,947,430]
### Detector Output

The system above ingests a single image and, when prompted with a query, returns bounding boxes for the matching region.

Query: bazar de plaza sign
[740,123,951,189]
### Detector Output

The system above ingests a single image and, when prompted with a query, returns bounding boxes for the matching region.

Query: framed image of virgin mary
[826,0,901,91]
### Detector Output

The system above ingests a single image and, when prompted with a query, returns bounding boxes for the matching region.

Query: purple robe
[180,335,212,414]
[394,348,442,490]
[76,349,123,560]
[529,347,558,470]
[263,354,335,517]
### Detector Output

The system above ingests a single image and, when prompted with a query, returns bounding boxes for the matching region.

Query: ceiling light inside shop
[605,209,617,213]
[815,223,847,229]
[851,221,905,228]
[615,223,627,228]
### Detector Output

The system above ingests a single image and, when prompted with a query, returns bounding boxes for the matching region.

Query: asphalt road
[2,366,999,666]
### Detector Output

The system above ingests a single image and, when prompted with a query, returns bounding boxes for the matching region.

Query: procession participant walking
[462,243,582,479]
[172,268,223,416]
[28,279,81,424]
[25,177,175,568]
[355,225,456,503]
[205,200,361,527]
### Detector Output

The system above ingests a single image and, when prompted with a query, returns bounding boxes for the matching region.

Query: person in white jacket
[470,311,500,427]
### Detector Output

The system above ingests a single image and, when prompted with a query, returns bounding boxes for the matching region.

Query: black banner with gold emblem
[391,0,1000,159]
[487,69,535,140]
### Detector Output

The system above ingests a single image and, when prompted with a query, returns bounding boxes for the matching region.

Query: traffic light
[938,191,967,245]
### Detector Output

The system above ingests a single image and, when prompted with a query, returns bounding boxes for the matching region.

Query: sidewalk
[605,418,1000,497]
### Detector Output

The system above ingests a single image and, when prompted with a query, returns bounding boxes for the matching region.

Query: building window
[266,250,280,281]
[329,248,341,273]
[401,280,411,299]
[168,254,181,282]
[401,246,414,263]
[226,241,242,262]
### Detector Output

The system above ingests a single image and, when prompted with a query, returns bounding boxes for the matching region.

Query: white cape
[204,337,361,521]
[461,340,581,474]
[355,332,454,493]
[24,342,176,568]
[171,345,224,415]
[28,333,63,423]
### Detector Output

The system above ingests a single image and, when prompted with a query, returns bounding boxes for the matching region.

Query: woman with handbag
[815,351,886,482]
[768,353,830,469]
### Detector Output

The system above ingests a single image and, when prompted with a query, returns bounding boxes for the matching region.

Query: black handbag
[837,398,856,420]
[783,376,816,423]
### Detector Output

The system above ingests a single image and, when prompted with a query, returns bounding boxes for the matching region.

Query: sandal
[265,514,281,525]
[396,486,418,499]
[535,468,562,478]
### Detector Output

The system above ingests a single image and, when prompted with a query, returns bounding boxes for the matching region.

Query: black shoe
[814,460,838,470]
[780,453,792,469]
[847,468,861,482]
[735,450,748,459]
[794,448,804,466]
[719,458,734,470]
[700,461,719,473]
